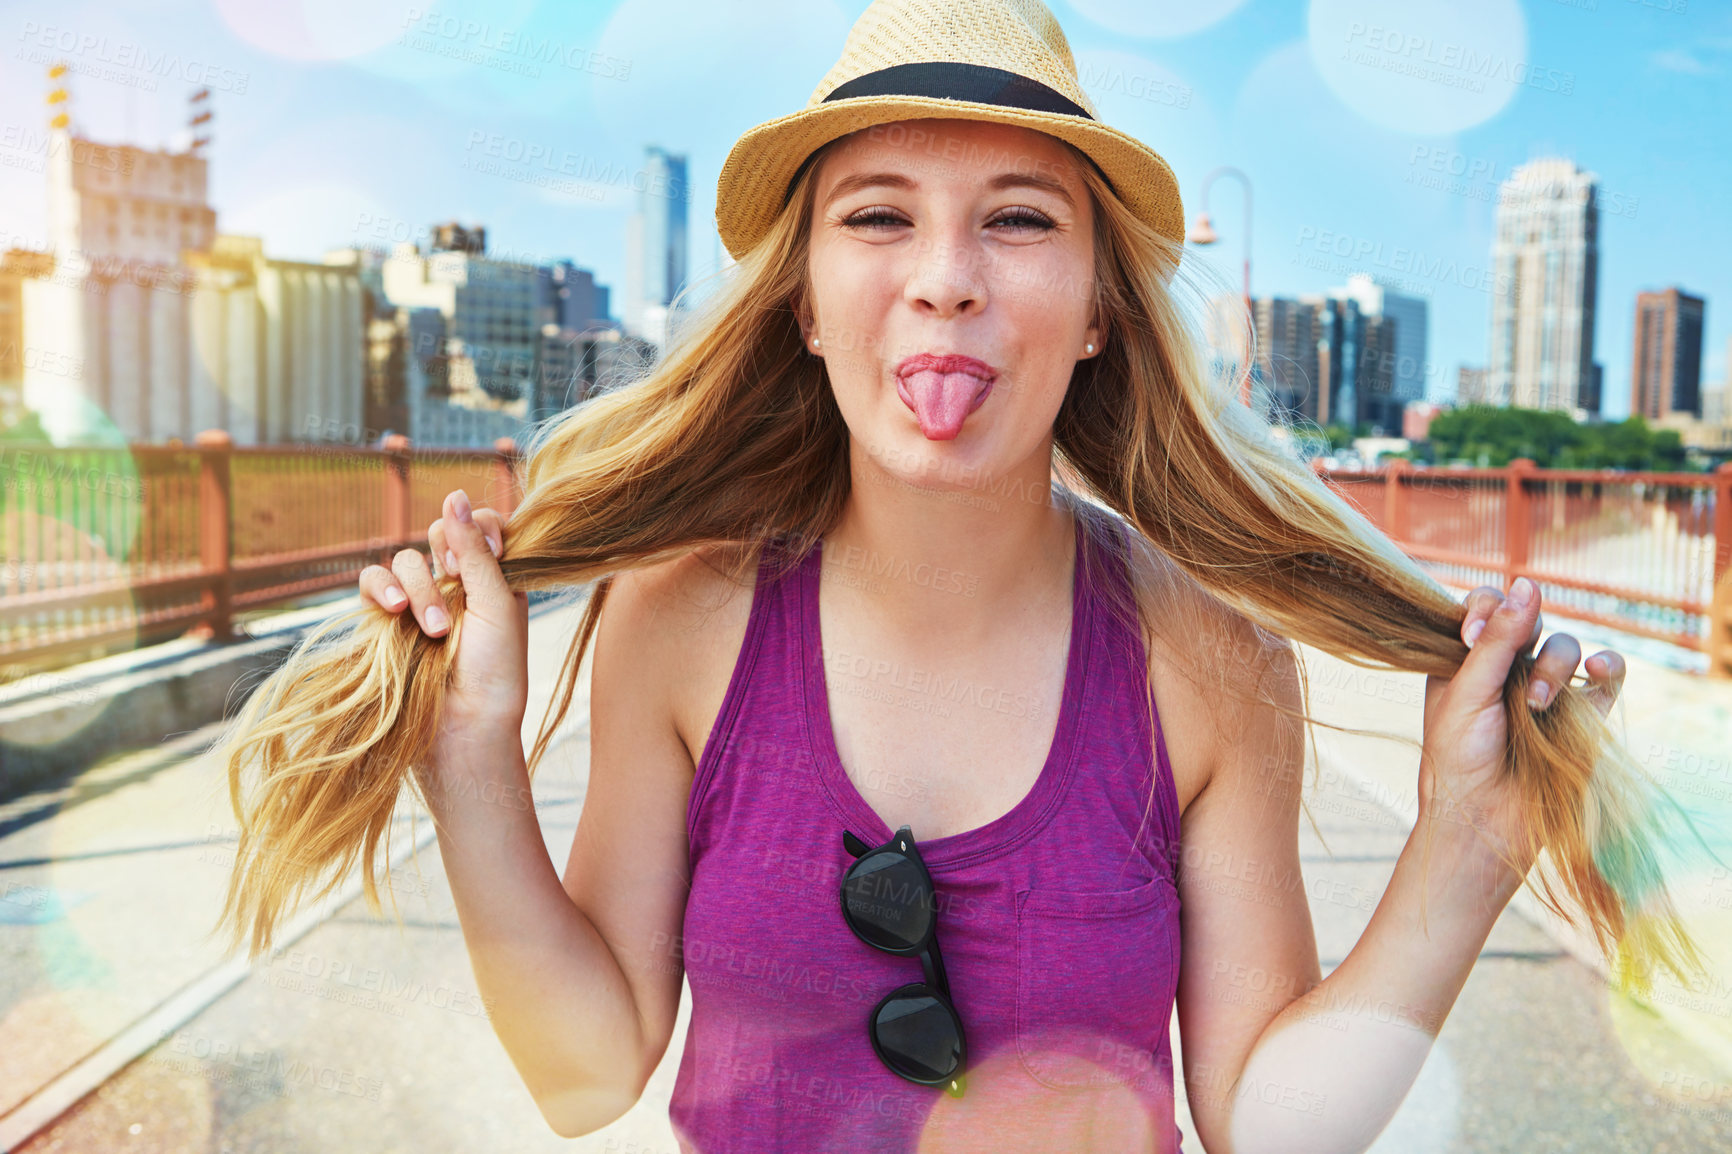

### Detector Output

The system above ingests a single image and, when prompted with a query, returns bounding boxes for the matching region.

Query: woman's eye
[990,208,1055,231]
[842,209,907,229]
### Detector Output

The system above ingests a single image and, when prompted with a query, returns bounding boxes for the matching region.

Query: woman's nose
[903,229,988,318]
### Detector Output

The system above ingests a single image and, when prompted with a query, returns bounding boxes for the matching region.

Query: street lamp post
[1186,166,1253,407]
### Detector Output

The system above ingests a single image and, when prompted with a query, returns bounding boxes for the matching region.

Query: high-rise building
[1296,289,1404,435]
[534,324,653,423]
[1701,384,1725,427]
[1357,313,1399,432]
[1301,293,1349,430]
[1251,297,1323,425]
[1487,158,1601,417]
[1338,274,1430,407]
[377,229,542,407]
[542,260,612,333]
[1630,288,1705,420]
[623,146,688,347]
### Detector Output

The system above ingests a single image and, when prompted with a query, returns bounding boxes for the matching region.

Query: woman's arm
[398,506,697,1139]
[1176,580,1624,1154]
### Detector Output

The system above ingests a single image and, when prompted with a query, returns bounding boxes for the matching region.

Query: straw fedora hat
[714,0,1185,261]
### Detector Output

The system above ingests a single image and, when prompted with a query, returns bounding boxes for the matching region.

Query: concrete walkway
[1,594,1728,1151]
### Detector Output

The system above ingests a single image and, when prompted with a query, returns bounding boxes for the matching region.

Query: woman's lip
[894,352,998,381]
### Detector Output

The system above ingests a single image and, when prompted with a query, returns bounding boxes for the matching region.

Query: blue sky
[1,0,1727,419]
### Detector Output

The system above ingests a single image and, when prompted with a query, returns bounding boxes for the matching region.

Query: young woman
[212,2,1701,1150]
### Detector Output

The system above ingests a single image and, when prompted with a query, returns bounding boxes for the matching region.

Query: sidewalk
[2,597,1728,1151]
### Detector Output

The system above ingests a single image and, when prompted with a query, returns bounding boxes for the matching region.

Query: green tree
[1424,404,1685,471]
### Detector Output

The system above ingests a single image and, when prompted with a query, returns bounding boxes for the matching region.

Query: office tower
[1630,288,1705,420]
[1357,314,1399,432]
[1251,297,1323,425]
[1299,290,1403,435]
[1302,293,1348,430]
[1487,158,1601,416]
[542,260,613,333]
[622,146,688,347]
[1702,383,1725,427]
[535,325,652,422]
[1299,276,1425,435]
[1338,274,1430,407]
[378,224,541,406]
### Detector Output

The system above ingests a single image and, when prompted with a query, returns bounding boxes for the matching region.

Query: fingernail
[1528,679,1549,708]
[446,549,459,574]
[384,586,407,609]
[452,490,473,524]
[1507,577,1534,609]
[425,605,448,632]
[1464,619,1485,648]
[487,535,500,558]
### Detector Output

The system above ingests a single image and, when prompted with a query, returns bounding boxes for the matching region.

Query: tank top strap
[683,534,808,857]
[1075,504,1184,880]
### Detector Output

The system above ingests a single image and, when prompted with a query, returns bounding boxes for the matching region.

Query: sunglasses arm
[920,931,953,997]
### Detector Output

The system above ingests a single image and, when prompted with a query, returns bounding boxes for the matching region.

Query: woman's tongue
[896,369,993,441]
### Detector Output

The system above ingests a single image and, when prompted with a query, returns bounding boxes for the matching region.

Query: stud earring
[1085,342,1095,354]
[812,337,822,350]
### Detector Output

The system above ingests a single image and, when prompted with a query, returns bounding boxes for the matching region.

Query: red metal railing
[4,439,1730,678]
[1315,458,1732,678]
[0,432,522,670]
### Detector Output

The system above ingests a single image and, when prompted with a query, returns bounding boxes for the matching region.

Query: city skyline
[0,0,1728,422]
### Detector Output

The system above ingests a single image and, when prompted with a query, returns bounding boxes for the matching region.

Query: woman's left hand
[1419,577,1627,855]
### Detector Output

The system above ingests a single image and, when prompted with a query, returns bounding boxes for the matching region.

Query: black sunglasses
[840,825,968,1098]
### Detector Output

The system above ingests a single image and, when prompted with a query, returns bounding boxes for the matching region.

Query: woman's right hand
[358,488,531,759]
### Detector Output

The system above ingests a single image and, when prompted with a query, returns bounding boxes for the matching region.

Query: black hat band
[822,61,1094,119]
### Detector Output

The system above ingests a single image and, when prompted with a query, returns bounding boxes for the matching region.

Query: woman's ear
[1082,320,1107,358]
[791,291,815,348]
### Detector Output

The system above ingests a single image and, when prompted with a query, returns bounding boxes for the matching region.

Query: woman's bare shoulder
[604,542,764,764]
[1117,520,1293,815]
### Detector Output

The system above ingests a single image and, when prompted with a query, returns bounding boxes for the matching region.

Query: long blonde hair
[211,127,1706,994]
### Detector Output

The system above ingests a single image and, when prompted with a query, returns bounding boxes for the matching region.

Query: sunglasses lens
[842,850,932,950]
[873,988,963,1082]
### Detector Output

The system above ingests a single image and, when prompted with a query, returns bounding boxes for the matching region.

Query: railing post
[1504,457,1535,592]
[1384,457,1410,542]
[1711,461,1732,680]
[194,428,234,643]
[383,433,412,564]
[492,436,522,517]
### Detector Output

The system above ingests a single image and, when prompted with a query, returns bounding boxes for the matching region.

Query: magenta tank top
[668,507,1184,1152]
